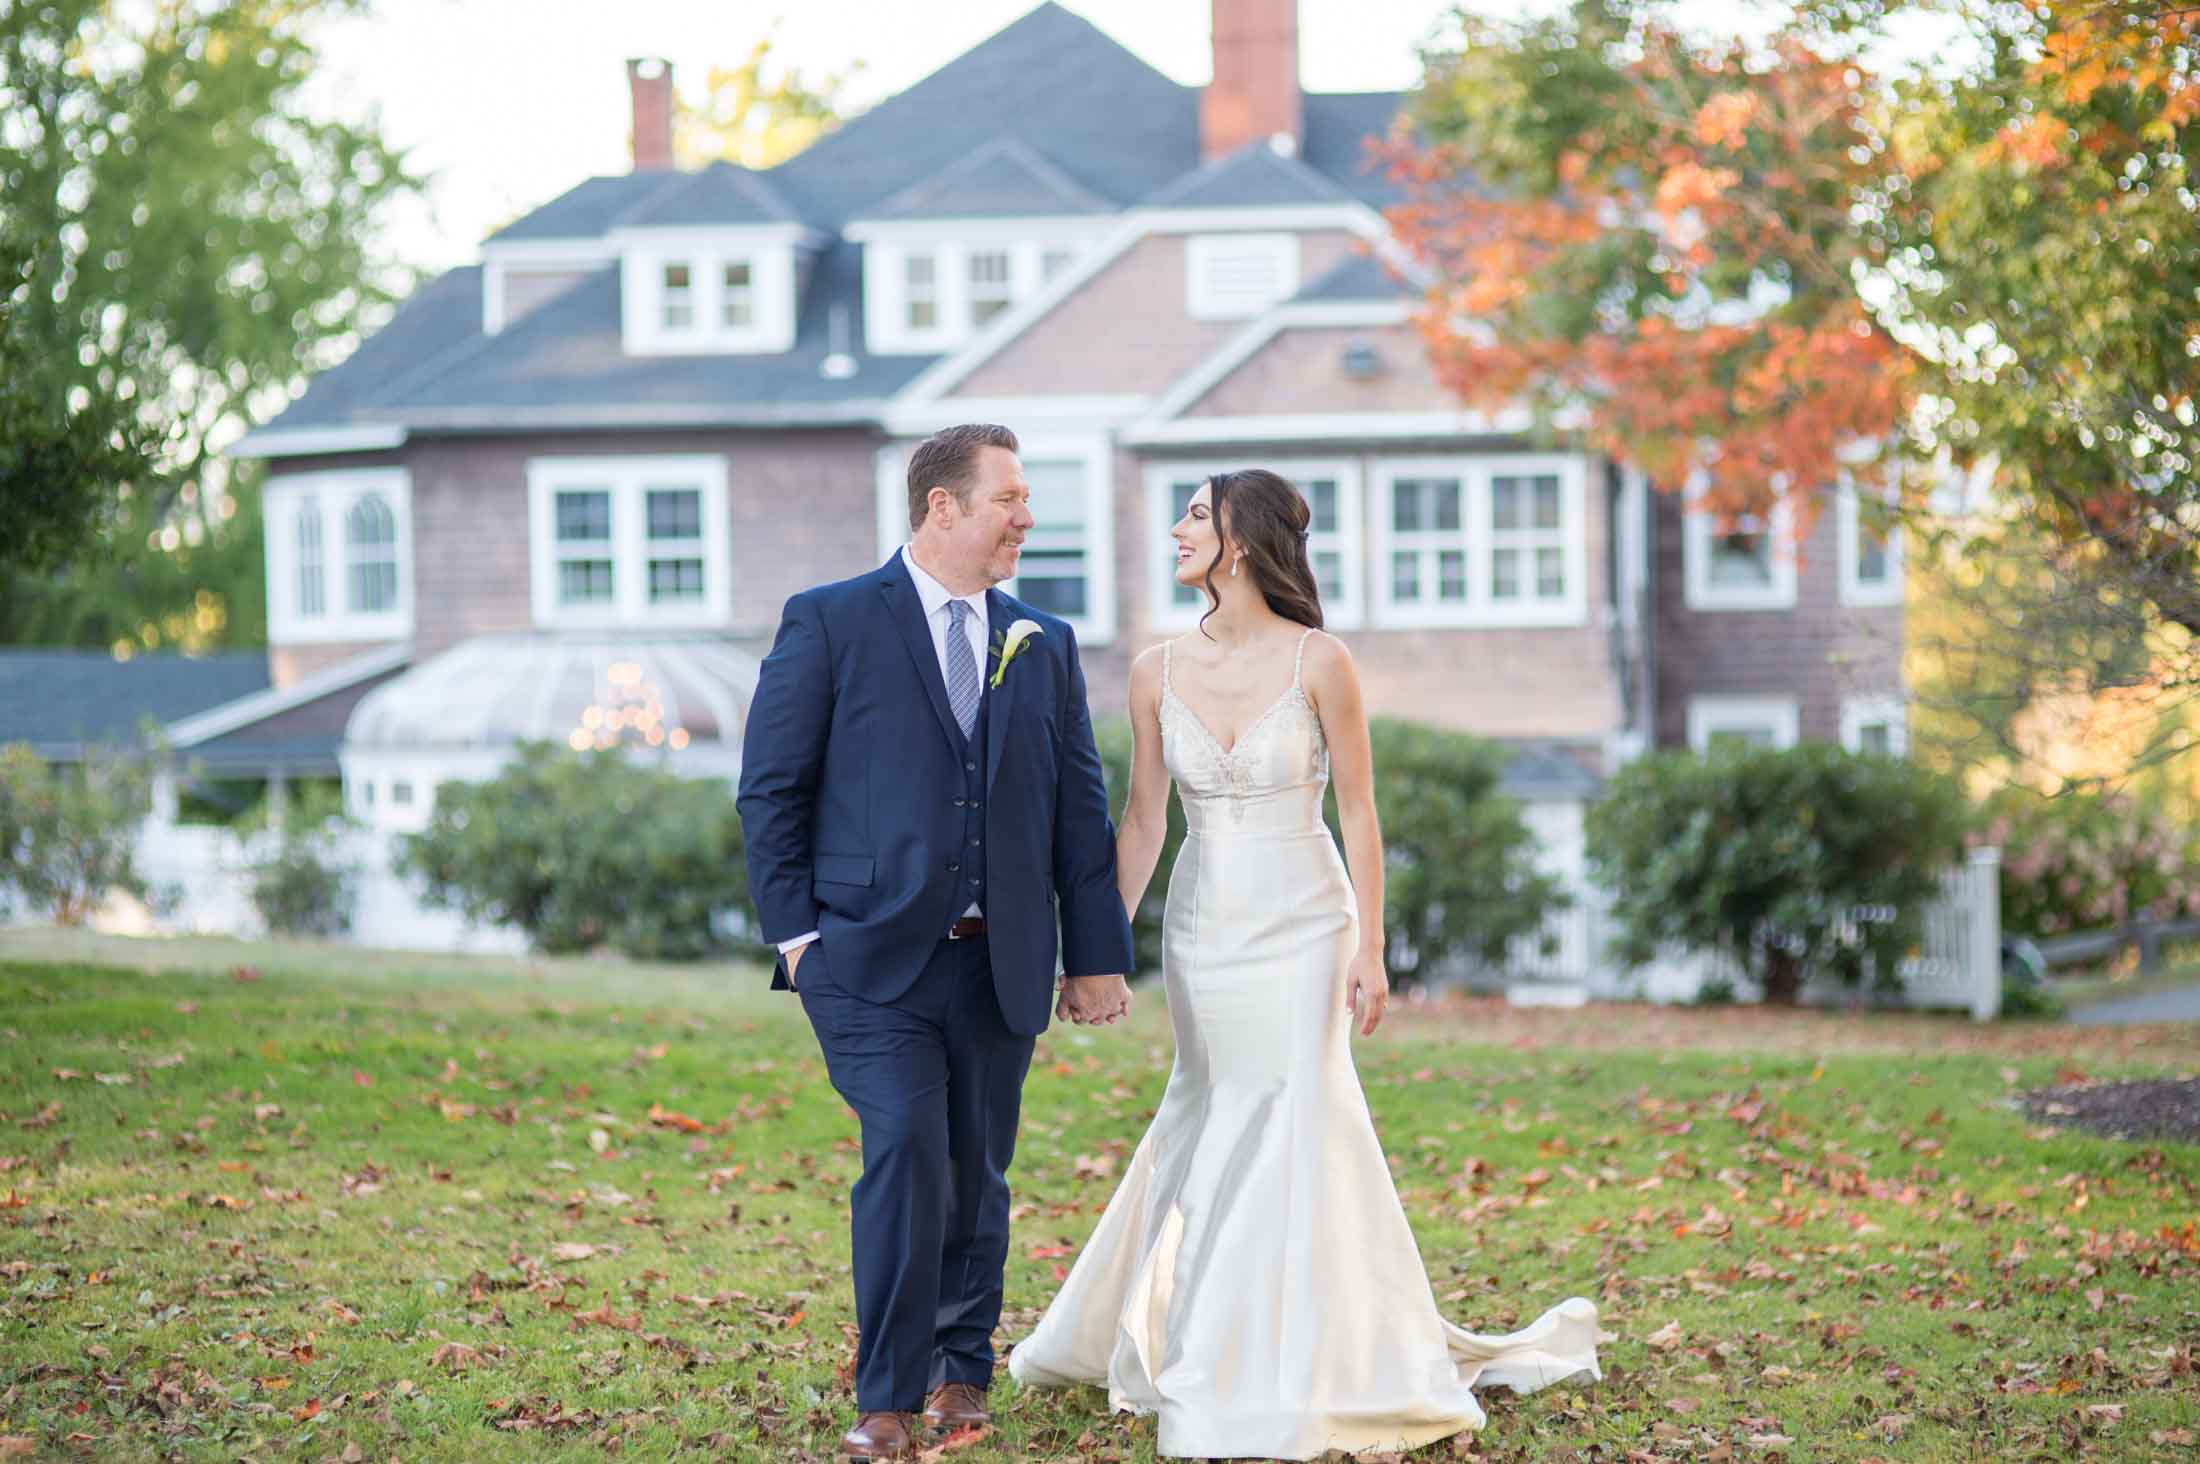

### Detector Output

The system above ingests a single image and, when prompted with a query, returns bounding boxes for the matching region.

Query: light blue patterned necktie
[945,599,981,741]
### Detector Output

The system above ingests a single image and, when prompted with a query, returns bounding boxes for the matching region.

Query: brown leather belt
[947,916,986,940]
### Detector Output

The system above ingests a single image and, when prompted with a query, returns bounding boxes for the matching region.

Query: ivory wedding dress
[1007,629,1601,1459]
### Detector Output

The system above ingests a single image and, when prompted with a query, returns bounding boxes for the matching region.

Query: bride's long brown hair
[1197,468,1325,638]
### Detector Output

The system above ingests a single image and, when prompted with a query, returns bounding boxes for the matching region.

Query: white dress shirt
[777,545,988,957]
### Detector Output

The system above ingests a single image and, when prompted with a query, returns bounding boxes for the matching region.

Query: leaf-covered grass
[0,933,2195,1461]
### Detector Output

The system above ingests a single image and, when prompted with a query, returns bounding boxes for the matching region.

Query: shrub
[1587,742,1969,1005]
[1096,716,1567,988]
[245,786,357,938]
[1978,788,2200,938]
[396,742,750,960]
[0,741,152,924]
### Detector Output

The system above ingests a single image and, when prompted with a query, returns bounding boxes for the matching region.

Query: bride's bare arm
[1304,633,1391,1033]
[1114,646,1173,923]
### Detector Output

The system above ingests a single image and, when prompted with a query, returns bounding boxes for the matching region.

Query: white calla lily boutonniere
[989,618,1044,689]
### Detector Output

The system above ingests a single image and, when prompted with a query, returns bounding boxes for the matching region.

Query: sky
[303,0,1954,274]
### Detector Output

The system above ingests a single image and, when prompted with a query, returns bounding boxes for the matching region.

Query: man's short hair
[906,423,1020,530]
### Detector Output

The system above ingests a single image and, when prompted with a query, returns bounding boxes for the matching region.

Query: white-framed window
[968,249,1013,326]
[1144,459,1365,632]
[1838,477,1904,607]
[527,455,731,629]
[1683,496,1798,611]
[856,223,1108,354]
[1687,695,1801,752]
[1840,695,1909,756]
[720,261,753,329]
[1369,455,1590,628]
[904,252,939,331]
[873,437,1116,644]
[345,494,400,613]
[617,235,798,355]
[295,500,325,620]
[1185,233,1301,320]
[264,468,412,643]
[660,262,694,330]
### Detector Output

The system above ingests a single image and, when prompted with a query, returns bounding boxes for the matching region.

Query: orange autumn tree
[1388,3,1915,532]
[1884,1,2200,797]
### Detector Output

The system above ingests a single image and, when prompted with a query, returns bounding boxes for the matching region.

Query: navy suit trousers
[796,931,1036,1411]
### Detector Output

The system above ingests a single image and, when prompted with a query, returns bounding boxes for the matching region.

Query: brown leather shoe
[922,1381,991,1429]
[840,1410,919,1460]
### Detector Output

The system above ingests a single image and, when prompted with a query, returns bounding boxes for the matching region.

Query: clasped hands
[1056,973,1131,1026]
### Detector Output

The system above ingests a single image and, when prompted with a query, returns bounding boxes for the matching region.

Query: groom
[737,423,1136,1459]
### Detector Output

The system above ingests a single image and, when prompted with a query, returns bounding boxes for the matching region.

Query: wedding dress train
[1007,630,1600,1459]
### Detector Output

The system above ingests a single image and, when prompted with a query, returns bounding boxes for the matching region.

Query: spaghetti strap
[1161,637,1177,697]
[1291,627,1315,692]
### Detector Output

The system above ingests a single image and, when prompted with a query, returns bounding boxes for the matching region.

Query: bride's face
[1169,482,1229,588]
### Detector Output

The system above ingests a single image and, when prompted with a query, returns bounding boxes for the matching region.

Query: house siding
[1650,488,1905,747]
[950,230,1365,400]
[1183,322,1458,417]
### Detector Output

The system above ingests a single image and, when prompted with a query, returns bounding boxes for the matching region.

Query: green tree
[0,0,418,651]
[0,741,154,926]
[0,235,152,578]
[397,743,752,961]
[1586,743,1969,1005]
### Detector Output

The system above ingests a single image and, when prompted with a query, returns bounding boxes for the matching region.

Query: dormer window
[969,250,1013,326]
[721,262,753,328]
[905,254,939,330]
[615,227,807,356]
[661,263,694,329]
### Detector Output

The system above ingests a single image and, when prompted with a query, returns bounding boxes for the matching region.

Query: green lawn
[0,932,2195,1461]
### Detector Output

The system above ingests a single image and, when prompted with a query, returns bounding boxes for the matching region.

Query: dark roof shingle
[0,651,270,760]
[865,137,1115,221]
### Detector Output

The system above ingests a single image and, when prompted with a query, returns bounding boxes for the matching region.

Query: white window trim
[1687,695,1801,752]
[1683,494,1798,612]
[1184,232,1302,321]
[1143,458,1366,634]
[1837,475,1904,607]
[857,218,1108,356]
[614,228,800,356]
[1840,695,1909,755]
[264,468,413,644]
[526,455,731,630]
[872,436,1117,646]
[1367,454,1591,630]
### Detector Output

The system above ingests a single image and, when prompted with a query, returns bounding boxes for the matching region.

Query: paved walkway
[2066,983,2200,1026]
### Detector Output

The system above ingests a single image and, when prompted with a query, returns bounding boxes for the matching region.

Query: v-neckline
[1163,681,1301,760]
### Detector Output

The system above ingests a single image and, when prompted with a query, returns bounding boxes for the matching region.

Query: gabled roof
[864,137,1115,221]
[1291,251,1418,304]
[246,3,1414,443]
[1141,138,1360,211]
[341,243,928,425]
[485,173,682,243]
[613,161,803,229]
[774,3,1194,223]
[0,650,270,761]
[270,266,485,431]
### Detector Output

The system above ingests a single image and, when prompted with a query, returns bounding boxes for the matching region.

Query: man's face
[932,445,1034,586]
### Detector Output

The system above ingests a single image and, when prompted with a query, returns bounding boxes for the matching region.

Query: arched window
[295,500,325,618]
[346,493,399,614]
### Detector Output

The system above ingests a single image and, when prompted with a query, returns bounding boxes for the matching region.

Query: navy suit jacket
[735,551,1135,1036]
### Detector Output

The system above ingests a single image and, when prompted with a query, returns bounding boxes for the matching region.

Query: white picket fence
[102,820,525,954]
[1480,847,2004,1019]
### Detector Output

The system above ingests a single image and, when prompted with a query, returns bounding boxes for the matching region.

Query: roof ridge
[1140,137,1357,210]
[865,134,1116,219]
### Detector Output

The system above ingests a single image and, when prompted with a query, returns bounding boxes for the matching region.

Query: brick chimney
[627,57,674,172]
[1202,0,1301,161]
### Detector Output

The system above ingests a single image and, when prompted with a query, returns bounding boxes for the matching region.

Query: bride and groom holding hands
[736,423,1601,1461]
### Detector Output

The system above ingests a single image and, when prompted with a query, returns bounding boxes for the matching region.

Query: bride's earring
[1230,556,1242,578]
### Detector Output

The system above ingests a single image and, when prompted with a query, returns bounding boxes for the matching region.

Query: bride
[1006,469,1601,1459]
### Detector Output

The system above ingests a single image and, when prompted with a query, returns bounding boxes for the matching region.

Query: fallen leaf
[351,1069,374,1088]
[551,1243,599,1262]
[1647,1319,1684,1350]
